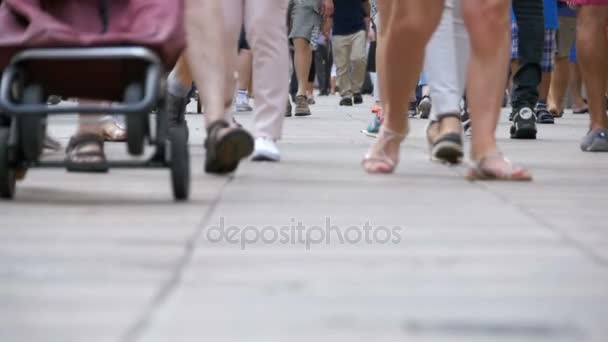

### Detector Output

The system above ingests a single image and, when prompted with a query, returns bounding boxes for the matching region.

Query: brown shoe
[294,95,311,117]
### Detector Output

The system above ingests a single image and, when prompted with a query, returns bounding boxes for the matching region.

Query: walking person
[363,0,532,181]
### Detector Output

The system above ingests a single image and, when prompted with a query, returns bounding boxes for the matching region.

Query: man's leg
[245,0,289,140]
[548,16,576,116]
[362,0,443,173]
[350,30,368,103]
[333,34,354,104]
[236,43,254,112]
[510,0,544,139]
[186,0,253,173]
[536,29,557,124]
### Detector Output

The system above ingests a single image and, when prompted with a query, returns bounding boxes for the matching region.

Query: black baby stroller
[0,0,190,200]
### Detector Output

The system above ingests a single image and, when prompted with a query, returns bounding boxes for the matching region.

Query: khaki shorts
[556,16,576,58]
[289,0,321,46]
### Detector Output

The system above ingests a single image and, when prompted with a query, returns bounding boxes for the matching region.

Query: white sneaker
[235,93,253,112]
[252,137,280,162]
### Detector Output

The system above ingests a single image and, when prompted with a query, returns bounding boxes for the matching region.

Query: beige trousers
[221,0,289,140]
[332,30,367,98]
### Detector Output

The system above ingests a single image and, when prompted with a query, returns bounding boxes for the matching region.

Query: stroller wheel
[125,83,147,156]
[168,124,190,201]
[0,127,16,199]
[19,84,46,162]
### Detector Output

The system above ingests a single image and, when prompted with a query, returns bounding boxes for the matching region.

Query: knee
[465,0,510,32]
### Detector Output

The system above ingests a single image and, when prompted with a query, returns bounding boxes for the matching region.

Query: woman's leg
[363,0,443,173]
[463,0,509,157]
[424,0,470,163]
[577,6,608,130]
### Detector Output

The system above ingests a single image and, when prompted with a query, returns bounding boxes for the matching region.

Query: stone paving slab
[1,95,608,342]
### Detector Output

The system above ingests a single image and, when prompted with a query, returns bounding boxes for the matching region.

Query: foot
[467,152,532,181]
[252,137,281,162]
[407,100,417,117]
[353,93,363,105]
[535,103,555,124]
[307,97,316,105]
[101,118,127,141]
[371,102,381,114]
[235,101,253,112]
[363,115,382,138]
[65,133,108,173]
[204,120,254,174]
[510,107,537,139]
[362,125,407,174]
[426,114,463,165]
[339,97,353,106]
[581,128,608,152]
[418,96,432,119]
[294,95,311,116]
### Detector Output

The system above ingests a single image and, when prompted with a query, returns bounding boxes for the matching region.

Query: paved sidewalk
[1,95,608,342]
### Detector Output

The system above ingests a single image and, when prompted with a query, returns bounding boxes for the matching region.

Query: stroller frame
[0,46,190,201]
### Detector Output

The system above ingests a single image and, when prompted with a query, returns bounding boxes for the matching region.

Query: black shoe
[353,93,363,105]
[535,105,555,124]
[339,97,353,106]
[510,107,537,139]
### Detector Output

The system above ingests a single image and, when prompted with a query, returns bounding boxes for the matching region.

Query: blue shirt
[544,0,559,29]
[558,1,576,17]
[511,0,558,30]
[333,0,366,36]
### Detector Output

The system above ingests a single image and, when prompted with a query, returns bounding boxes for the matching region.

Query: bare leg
[576,6,608,130]
[294,38,313,97]
[463,0,509,159]
[362,0,443,173]
[570,62,588,111]
[185,0,227,126]
[539,71,552,102]
[237,49,253,92]
[548,56,570,115]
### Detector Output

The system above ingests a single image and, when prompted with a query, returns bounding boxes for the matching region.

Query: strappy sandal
[466,152,532,181]
[362,125,407,174]
[204,120,254,174]
[65,133,108,173]
[426,113,464,165]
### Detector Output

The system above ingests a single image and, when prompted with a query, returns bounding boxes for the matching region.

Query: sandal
[362,125,407,174]
[466,152,532,181]
[426,113,464,165]
[65,133,108,173]
[204,120,254,174]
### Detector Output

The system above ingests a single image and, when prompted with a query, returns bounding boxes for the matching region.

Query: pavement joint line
[119,175,235,342]
[472,181,608,267]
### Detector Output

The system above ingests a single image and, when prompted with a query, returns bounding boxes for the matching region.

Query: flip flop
[467,152,532,181]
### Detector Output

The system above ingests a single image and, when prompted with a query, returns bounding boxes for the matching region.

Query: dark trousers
[315,42,333,95]
[511,0,545,111]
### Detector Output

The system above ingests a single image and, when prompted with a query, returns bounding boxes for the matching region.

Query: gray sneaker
[581,128,608,152]
[294,95,311,116]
